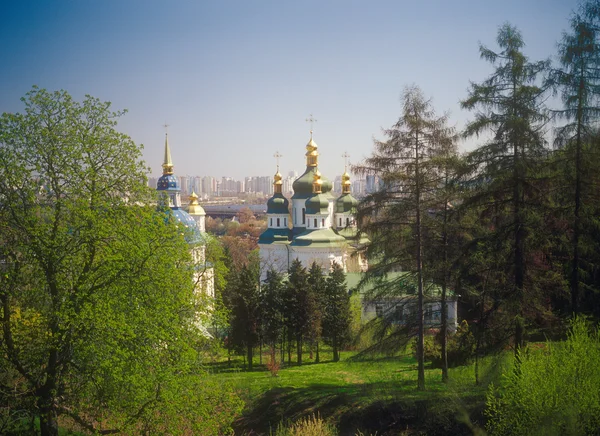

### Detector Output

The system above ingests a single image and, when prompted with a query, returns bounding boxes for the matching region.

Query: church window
[284,218,287,226]
[346,217,350,226]
[277,218,280,227]
[270,218,272,226]
[339,217,342,227]
[322,218,325,227]
[375,304,385,318]
[314,218,317,228]
[302,208,306,224]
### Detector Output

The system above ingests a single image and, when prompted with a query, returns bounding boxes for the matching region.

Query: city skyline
[1,0,578,180]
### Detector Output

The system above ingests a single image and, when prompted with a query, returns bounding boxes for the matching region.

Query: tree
[286,259,311,365]
[260,268,285,355]
[354,84,456,390]
[549,2,600,313]
[322,262,351,362]
[0,88,243,435]
[461,24,549,355]
[307,262,325,363]
[224,253,260,370]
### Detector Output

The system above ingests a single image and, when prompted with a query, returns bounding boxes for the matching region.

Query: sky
[1,0,579,181]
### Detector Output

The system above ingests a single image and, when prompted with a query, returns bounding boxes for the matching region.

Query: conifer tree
[550,2,600,313]
[323,262,351,362]
[307,262,325,363]
[286,259,311,365]
[461,23,549,355]
[355,84,455,390]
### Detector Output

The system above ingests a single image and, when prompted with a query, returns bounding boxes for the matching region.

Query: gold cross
[274,151,283,171]
[305,114,317,136]
[342,151,350,171]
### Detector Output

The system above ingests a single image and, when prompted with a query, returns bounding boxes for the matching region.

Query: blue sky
[1,0,578,180]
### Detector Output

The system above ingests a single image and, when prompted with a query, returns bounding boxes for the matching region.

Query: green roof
[290,227,346,247]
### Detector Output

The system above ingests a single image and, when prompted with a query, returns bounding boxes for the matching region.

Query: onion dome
[172,209,203,244]
[188,191,206,216]
[157,133,180,191]
[292,134,333,199]
[267,171,290,214]
[335,171,358,213]
[305,171,329,215]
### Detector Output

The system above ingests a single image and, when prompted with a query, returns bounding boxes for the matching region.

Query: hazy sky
[1,0,578,181]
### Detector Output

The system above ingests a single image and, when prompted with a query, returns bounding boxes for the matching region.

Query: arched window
[314,218,317,228]
[346,217,350,226]
[277,217,280,227]
[322,218,325,227]
[270,218,272,226]
[284,217,287,226]
[302,208,306,225]
[339,217,342,226]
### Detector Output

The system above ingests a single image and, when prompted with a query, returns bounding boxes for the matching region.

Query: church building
[156,133,214,300]
[258,132,368,280]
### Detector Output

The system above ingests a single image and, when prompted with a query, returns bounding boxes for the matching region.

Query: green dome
[335,193,358,213]
[305,193,329,215]
[267,193,289,214]
[292,167,333,199]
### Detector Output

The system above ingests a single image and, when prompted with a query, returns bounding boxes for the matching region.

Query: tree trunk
[415,127,426,391]
[297,335,303,365]
[38,392,59,436]
[441,282,449,383]
[315,340,320,363]
[333,336,339,362]
[247,344,253,371]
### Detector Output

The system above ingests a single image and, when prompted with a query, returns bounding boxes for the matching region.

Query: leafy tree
[354,84,456,389]
[322,262,351,362]
[0,88,242,435]
[549,2,600,313]
[461,23,550,355]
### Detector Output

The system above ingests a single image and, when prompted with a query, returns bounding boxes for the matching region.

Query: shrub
[485,316,600,435]
[275,413,336,436]
[416,320,475,368]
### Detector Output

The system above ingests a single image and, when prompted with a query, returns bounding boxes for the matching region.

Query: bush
[275,413,336,436]
[485,316,600,435]
[417,320,475,368]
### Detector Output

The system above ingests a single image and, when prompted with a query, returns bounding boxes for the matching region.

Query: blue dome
[157,174,180,191]
[171,209,203,244]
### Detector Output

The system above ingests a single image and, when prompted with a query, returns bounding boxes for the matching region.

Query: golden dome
[342,171,351,194]
[305,134,319,167]
[188,191,205,216]
[312,169,323,194]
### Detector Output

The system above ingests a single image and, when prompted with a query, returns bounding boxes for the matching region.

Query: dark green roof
[258,228,292,244]
[335,193,358,213]
[292,167,333,199]
[305,193,329,215]
[290,227,346,247]
[267,193,290,214]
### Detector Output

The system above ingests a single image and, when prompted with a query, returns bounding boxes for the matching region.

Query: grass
[208,348,509,435]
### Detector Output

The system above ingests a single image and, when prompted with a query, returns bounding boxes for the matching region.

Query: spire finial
[162,123,174,175]
[305,114,317,138]
[274,151,283,172]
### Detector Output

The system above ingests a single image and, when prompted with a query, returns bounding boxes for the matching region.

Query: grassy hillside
[209,349,509,435]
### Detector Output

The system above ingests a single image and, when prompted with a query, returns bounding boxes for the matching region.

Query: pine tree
[549,2,600,313]
[307,262,325,363]
[323,262,351,362]
[461,23,549,355]
[355,84,455,389]
[286,259,311,365]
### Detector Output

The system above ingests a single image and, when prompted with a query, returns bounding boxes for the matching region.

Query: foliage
[322,262,352,362]
[354,84,456,389]
[485,317,600,435]
[275,413,336,436]
[0,87,241,435]
[419,321,476,369]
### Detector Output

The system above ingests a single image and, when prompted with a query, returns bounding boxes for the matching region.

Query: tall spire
[162,131,174,175]
[305,114,319,167]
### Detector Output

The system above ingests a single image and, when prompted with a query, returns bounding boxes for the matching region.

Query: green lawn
[208,349,508,435]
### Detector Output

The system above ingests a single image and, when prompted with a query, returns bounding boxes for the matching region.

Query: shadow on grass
[232,381,485,436]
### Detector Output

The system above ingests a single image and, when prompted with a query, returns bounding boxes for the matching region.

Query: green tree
[0,88,242,435]
[549,2,600,313]
[286,259,311,365]
[461,23,549,355]
[307,262,325,363]
[354,84,456,389]
[322,262,351,362]
[260,268,286,353]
